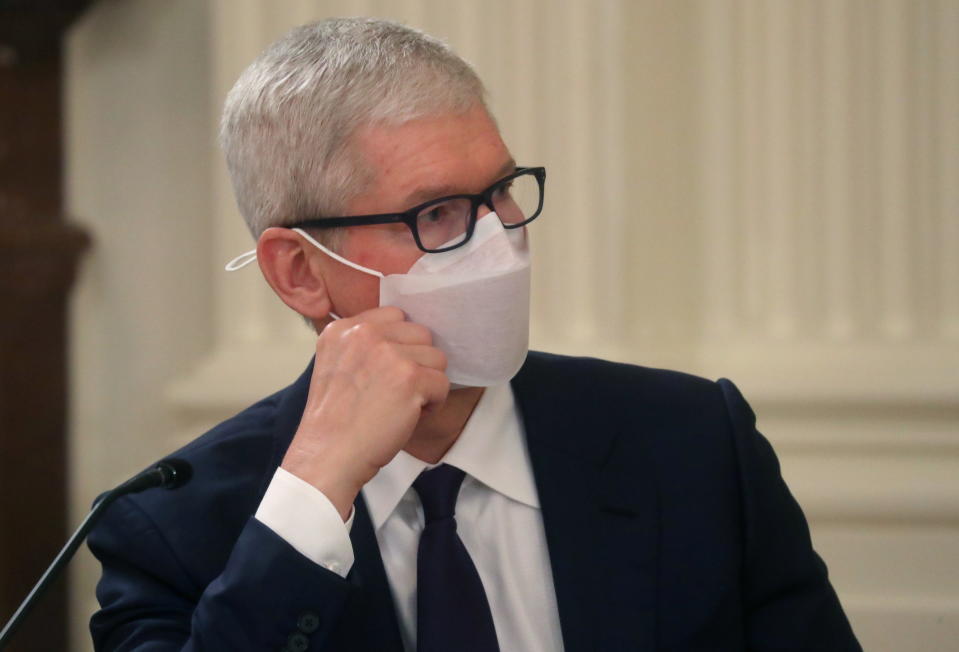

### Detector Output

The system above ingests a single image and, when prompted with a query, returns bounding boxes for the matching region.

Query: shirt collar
[362,382,540,531]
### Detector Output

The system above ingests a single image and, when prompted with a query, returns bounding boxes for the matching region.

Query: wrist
[281,444,370,521]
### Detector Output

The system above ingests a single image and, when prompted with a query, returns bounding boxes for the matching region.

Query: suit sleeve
[88,495,353,651]
[718,378,862,652]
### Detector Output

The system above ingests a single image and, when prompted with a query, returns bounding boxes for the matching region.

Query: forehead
[347,105,513,213]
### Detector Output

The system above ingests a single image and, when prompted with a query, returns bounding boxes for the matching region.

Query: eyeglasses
[288,166,546,253]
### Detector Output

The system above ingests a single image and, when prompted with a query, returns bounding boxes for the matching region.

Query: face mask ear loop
[225,249,257,271]
[292,228,384,278]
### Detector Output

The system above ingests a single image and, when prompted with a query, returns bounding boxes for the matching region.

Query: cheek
[376,250,426,275]
[349,274,382,309]
[331,233,426,315]
[325,268,381,317]
[349,241,425,276]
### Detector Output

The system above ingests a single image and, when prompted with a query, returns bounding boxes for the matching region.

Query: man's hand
[281,306,449,519]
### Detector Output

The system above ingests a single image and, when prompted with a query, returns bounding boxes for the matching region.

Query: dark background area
[1,2,94,650]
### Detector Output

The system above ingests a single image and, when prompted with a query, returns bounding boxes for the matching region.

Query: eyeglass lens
[413,171,541,251]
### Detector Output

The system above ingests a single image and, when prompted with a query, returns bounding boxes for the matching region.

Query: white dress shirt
[256,383,564,652]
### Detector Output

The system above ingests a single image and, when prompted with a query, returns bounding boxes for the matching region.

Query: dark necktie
[412,464,500,652]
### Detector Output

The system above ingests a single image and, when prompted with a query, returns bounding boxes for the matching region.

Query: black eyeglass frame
[288,166,546,253]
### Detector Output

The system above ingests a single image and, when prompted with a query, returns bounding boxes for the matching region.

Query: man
[89,18,861,652]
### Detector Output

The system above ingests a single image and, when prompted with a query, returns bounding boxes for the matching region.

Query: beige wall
[66,0,959,649]
[65,0,214,648]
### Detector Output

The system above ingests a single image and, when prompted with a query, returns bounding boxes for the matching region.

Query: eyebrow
[400,158,518,209]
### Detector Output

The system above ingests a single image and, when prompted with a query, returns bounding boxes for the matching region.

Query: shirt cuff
[255,467,355,577]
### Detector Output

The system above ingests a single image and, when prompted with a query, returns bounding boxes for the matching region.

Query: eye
[414,198,471,250]
[416,198,470,233]
[492,180,514,200]
[420,203,457,224]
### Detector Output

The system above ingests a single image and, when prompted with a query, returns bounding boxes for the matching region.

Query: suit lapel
[273,354,659,651]
[270,361,404,651]
[342,495,405,651]
[513,353,660,652]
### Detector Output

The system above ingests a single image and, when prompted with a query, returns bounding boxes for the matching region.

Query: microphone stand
[0,459,191,649]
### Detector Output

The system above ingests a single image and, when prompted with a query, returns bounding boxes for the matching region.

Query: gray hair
[220,17,488,243]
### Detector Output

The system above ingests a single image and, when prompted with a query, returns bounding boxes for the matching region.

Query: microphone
[0,458,194,648]
[112,458,193,495]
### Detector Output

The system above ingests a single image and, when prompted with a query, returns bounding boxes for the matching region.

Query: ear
[256,227,332,321]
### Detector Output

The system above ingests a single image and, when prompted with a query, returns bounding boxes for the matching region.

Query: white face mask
[226,212,531,387]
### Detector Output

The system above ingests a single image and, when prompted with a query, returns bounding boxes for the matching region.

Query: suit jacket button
[287,632,309,651]
[297,611,321,633]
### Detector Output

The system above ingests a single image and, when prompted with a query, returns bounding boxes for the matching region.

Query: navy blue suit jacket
[89,352,861,651]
